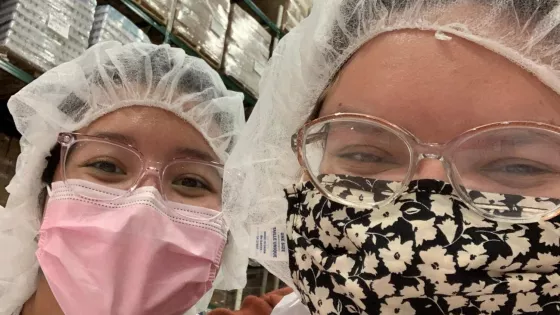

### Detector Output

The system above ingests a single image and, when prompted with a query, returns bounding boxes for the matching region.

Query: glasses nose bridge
[135,160,165,191]
[142,160,165,175]
[415,142,446,161]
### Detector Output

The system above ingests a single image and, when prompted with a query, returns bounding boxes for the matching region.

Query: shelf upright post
[164,0,178,43]
[241,0,283,37]
[272,4,284,52]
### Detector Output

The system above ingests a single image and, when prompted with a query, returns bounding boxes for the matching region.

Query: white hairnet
[222,0,560,289]
[0,41,245,315]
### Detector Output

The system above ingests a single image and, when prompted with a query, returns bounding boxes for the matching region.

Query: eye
[172,176,211,191]
[481,159,554,176]
[497,164,549,175]
[86,161,126,175]
[338,152,385,163]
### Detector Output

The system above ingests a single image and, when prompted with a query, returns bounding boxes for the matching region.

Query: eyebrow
[470,132,560,147]
[91,132,217,161]
[91,132,137,146]
[175,147,217,162]
[324,103,369,116]
[331,104,560,127]
[328,122,391,137]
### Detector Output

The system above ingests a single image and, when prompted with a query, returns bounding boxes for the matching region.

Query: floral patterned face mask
[285,178,560,315]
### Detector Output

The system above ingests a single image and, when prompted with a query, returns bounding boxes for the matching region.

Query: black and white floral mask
[285,178,560,315]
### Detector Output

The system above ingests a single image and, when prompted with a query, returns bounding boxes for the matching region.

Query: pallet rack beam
[0,59,33,84]
[241,0,285,37]
[119,0,168,36]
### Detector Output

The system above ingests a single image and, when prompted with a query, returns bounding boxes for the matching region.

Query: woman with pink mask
[0,41,245,315]
[223,1,560,314]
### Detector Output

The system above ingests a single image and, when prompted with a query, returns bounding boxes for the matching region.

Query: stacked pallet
[172,0,230,67]
[223,4,272,97]
[0,0,96,72]
[90,5,151,45]
[283,0,313,31]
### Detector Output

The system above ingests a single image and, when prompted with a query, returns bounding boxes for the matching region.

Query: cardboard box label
[48,13,70,39]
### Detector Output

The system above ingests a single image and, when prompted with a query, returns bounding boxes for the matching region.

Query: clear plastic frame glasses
[58,132,225,208]
[292,113,560,223]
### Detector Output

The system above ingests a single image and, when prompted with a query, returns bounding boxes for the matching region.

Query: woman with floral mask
[0,41,245,315]
[222,1,560,314]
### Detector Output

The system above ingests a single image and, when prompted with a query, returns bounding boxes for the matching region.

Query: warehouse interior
[0,0,312,312]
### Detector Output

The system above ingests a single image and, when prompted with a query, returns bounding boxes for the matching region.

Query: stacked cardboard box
[224,4,272,97]
[135,0,171,23]
[90,5,151,45]
[172,0,229,67]
[283,0,313,31]
[0,0,96,72]
[243,0,285,23]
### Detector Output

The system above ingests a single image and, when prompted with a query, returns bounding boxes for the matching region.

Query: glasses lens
[303,119,411,207]
[64,140,142,199]
[453,127,560,221]
[163,161,224,210]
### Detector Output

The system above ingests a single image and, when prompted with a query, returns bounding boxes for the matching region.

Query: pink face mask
[37,180,227,315]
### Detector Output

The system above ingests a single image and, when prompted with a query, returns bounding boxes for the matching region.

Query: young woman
[223,1,560,314]
[0,41,245,315]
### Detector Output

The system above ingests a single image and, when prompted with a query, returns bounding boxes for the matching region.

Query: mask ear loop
[37,184,53,243]
[46,184,53,197]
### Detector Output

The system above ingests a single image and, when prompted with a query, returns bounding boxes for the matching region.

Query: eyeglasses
[292,113,560,223]
[58,132,225,209]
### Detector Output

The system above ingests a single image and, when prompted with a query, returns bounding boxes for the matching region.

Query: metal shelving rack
[0,59,34,84]
[241,0,285,38]
[0,0,287,108]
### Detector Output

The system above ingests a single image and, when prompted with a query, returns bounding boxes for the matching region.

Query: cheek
[191,198,222,212]
[209,198,221,212]
[319,157,336,175]
[40,163,64,218]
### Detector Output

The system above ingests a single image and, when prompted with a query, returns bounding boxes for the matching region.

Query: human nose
[411,158,448,182]
[135,165,164,192]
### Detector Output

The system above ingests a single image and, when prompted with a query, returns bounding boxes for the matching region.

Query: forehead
[80,106,219,162]
[320,30,560,143]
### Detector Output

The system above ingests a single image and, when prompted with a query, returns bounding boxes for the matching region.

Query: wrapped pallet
[136,0,171,24]
[90,5,151,46]
[224,4,272,97]
[172,0,229,67]
[0,0,96,72]
[282,0,313,31]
